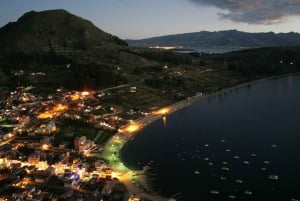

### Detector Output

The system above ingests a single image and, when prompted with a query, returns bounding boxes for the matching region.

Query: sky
[1,0,300,39]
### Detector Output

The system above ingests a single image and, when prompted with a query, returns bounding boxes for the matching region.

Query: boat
[271,144,278,148]
[244,190,252,195]
[236,179,243,184]
[268,175,279,180]
[209,190,219,195]
[221,167,229,171]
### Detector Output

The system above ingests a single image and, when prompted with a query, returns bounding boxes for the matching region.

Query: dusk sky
[1,0,300,39]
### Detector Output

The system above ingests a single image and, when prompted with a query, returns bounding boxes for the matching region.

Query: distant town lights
[53,104,68,112]
[38,112,53,119]
[38,103,68,119]
[70,94,80,101]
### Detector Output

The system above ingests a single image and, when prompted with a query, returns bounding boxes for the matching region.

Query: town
[0,84,162,201]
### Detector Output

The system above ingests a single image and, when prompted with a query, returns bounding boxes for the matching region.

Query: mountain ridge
[126,30,300,49]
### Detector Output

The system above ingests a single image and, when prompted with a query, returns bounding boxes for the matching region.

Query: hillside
[127,30,300,49]
[0,10,162,89]
[0,10,299,99]
[0,9,127,54]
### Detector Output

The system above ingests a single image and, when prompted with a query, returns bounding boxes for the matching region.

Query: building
[74,136,94,153]
[28,153,40,164]
[45,120,57,133]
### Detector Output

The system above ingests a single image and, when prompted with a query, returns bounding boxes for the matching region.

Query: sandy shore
[101,128,172,200]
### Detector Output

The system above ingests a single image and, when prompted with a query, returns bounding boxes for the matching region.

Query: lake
[121,75,300,201]
[176,47,249,54]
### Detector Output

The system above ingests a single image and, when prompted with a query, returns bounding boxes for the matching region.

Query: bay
[121,75,300,201]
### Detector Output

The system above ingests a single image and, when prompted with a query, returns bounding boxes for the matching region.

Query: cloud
[189,0,300,24]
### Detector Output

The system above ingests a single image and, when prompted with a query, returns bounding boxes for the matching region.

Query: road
[97,84,129,92]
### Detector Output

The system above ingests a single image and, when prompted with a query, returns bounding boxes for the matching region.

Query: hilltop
[127,30,300,49]
[0,9,127,54]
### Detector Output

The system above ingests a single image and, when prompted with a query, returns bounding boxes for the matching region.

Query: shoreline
[101,72,300,201]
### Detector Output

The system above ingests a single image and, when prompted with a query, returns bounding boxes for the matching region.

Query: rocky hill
[127,30,300,49]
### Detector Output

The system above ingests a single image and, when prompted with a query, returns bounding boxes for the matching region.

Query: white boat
[236,179,243,184]
[209,190,219,195]
[268,175,279,180]
[220,176,226,180]
[244,190,252,195]
[221,167,229,171]
[243,161,250,165]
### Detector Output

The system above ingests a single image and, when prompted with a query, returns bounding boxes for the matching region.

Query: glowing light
[154,107,170,115]
[81,91,90,96]
[38,104,68,119]
[41,144,49,150]
[70,173,79,180]
[124,124,140,133]
[38,112,53,119]
[149,45,182,50]
[70,94,80,101]
[162,115,167,126]
[53,104,68,112]
[111,171,118,179]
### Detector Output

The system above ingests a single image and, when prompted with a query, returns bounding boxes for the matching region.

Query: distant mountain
[127,30,300,49]
[0,9,127,55]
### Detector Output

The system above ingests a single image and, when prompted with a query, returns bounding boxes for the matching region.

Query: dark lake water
[121,75,300,201]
